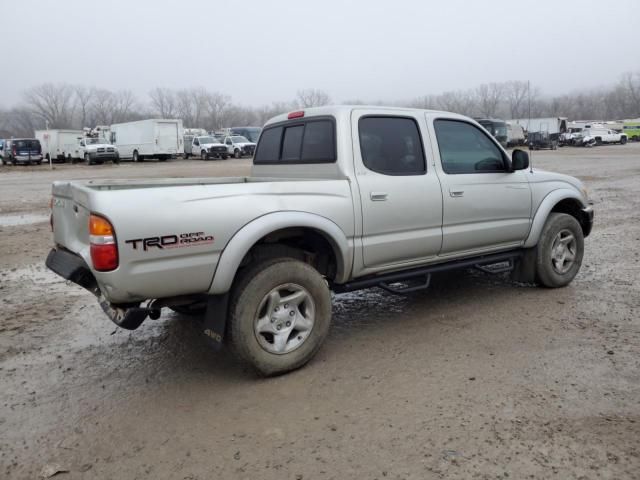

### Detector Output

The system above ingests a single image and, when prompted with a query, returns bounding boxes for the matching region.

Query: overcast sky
[1,0,639,107]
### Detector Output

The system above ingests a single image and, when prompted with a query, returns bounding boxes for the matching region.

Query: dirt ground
[1,146,639,480]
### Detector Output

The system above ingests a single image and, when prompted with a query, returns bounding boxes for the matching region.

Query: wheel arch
[208,212,352,294]
[524,189,590,248]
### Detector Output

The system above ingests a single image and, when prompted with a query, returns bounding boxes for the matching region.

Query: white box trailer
[512,117,568,136]
[34,129,84,163]
[110,119,184,161]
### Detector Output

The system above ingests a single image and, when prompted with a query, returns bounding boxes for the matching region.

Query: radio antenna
[528,80,533,173]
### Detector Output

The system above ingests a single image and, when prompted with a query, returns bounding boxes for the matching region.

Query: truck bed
[51,176,354,303]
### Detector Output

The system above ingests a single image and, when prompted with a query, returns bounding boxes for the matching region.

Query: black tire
[620,137,627,145]
[85,153,92,165]
[534,213,584,288]
[185,153,190,159]
[595,137,602,146]
[228,258,331,376]
[221,154,228,160]
[234,149,241,159]
[132,150,140,162]
[201,150,208,160]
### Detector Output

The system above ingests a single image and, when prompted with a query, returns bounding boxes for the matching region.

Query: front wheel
[132,150,140,162]
[85,153,92,165]
[535,213,584,288]
[201,150,208,160]
[228,258,332,376]
[233,149,241,159]
[620,137,627,145]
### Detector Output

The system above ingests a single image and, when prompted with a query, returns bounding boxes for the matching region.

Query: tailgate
[51,181,92,263]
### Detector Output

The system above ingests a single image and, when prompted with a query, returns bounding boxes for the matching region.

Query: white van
[110,119,184,161]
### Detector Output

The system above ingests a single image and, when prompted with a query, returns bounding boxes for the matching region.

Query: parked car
[35,129,84,163]
[110,119,183,162]
[1,138,43,165]
[190,135,229,160]
[46,106,594,376]
[71,137,120,165]
[230,126,262,143]
[221,135,256,158]
[580,128,627,146]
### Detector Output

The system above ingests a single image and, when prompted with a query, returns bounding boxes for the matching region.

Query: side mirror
[511,149,529,171]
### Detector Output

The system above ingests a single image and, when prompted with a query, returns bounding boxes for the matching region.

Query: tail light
[89,214,118,271]
[288,110,305,119]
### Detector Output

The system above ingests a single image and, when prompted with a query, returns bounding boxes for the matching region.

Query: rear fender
[208,212,352,294]
[524,189,586,248]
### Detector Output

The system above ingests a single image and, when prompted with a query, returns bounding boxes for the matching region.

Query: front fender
[524,188,587,248]
[208,211,352,294]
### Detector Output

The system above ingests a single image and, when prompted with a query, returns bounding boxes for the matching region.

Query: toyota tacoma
[46,106,594,375]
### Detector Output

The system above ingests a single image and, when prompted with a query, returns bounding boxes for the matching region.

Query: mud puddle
[0,212,49,227]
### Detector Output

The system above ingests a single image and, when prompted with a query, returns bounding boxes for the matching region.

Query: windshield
[198,136,217,144]
[86,138,106,145]
[231,136,249,143]
[15,139,41,149]
[496,126,507,137]
[232,128,262,142]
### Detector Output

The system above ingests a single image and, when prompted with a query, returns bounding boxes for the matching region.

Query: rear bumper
[46,248,147,329]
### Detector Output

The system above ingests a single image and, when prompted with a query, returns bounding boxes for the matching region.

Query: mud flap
[511,247,537,284]
[202,294,229,351]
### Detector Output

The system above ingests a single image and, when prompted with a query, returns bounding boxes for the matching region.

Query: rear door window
[254,118,335,164]
[358,116,426,175]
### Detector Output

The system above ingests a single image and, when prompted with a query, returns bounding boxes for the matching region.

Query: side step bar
[332,250,522,294]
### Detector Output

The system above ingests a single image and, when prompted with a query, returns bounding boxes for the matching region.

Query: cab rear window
[254,118,336,164]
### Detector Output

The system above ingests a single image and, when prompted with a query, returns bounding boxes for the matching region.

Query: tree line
[1,72,639,138]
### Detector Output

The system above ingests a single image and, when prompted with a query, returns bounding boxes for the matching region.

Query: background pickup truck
[46,106,594,375]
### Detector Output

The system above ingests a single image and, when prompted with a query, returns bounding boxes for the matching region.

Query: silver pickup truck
[46,106,594,375]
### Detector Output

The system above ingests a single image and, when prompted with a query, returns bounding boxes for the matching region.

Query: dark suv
[1,138,44,165]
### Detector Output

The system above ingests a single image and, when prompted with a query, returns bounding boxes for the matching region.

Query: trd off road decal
[125,232,214,251]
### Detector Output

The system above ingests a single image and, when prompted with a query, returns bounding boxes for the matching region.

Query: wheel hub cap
[551,229,577,274]
[254,283,315,354]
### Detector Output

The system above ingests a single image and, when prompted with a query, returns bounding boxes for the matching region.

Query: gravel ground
[1,146,639,479]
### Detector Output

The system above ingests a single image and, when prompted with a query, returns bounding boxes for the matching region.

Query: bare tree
[205,92,231,130]
[296,89,331,108]
[475,83,504,118]
[149,87,176,118]
[74,85,94,128]
[437,90,476,115]
[24,83,75,128]
[619,71,640,117]
[504,81,529,119]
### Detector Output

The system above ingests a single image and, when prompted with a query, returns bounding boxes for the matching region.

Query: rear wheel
[535,213,584,288]
[132,150,140,162]
[228,258,331,376]
[621,136,627,145]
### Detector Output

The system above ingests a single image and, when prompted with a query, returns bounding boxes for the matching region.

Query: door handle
[370,192,388,201]
[449,190,464,197]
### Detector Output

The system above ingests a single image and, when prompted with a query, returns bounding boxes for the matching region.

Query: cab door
[352,110,443,271]
[428,117,532,255]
